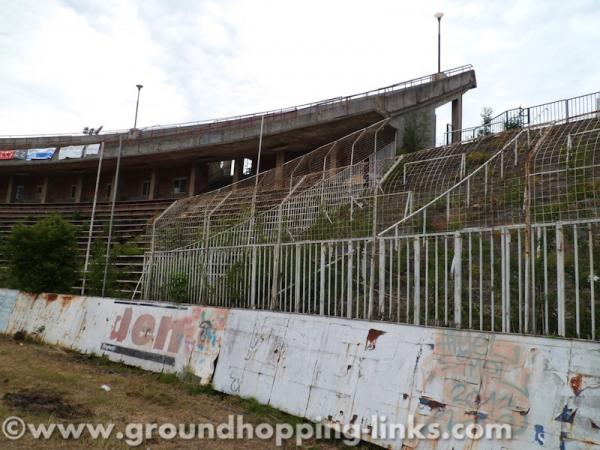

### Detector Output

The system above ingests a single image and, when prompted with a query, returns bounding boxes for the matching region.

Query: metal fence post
[378,238,385,317]
[250,245,257,309]
[294,243,301,312]
[556,224,566,336]
[504,229,511,333]
[82,141,104,296]
[453,232,462,328]
[102,137,123,297]
[414,236,421,325]
[347,241,353,319]
[320,243,326,315]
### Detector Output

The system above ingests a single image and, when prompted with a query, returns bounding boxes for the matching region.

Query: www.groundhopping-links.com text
[2,414,512,446]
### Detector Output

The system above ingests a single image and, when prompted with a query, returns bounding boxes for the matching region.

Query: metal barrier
[445,91,600,144]
[141,111,600,341]
[145,218,599,340]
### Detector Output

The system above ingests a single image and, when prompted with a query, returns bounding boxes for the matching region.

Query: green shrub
[504,116,523,130]
[4,215,80,293]
[85,237,117,297]
[85,228,143,297]
[166,272,189,303]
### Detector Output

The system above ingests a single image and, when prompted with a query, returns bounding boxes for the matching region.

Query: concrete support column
[451,94,463,143]
[233,158,244,184]
[148,169,157,200]
[197,163,209,193]
[75,174,83,203]
[40,176,49,204]
[188,163,197,197]
[5,176,14,203]
[275,151,285,188]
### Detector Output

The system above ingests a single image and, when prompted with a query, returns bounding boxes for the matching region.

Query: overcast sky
[1,0,598,144]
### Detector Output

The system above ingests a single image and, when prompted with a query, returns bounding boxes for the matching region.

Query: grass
[0,335,356,449]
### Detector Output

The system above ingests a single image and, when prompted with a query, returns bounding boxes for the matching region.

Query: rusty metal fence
[141,95,600,341]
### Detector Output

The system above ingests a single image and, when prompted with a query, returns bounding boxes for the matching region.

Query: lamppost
[133,84,143,129]
[434,12,444,73]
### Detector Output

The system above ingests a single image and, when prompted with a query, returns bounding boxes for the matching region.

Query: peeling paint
[0,290,228,385]
[570,373,583,396]
[465,410,488,421]
[419,396,446,410]
[2,289,600,450]
[365,328,385,350]
[555,405,577,424]
[213,310,600,449]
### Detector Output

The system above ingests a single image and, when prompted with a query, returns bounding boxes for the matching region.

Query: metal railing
[445,91,600,144]
[141,111,600,341]
[144,218,599,340]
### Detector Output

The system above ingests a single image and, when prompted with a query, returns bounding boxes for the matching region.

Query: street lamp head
[136,84,143,90]
[434,12,444,20]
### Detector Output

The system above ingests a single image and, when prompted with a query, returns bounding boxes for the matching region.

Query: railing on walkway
[445,91,600,145]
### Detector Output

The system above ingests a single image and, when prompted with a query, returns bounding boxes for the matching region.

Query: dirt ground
[0,334,368,449]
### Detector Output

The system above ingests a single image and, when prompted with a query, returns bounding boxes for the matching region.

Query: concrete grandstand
[0,65,475,296]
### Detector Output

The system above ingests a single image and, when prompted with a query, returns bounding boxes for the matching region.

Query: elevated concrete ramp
[0,66,475,174]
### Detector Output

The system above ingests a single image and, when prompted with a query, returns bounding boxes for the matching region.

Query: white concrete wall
[0,289,18,333]
[1,289,599,449]
[213,309,600,450]
[2,291,228,384]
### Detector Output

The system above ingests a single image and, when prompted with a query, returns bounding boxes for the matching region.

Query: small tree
[85,225,143,298]
[401,112,429,153]
[479,107,493,136]
[4,215,80,293]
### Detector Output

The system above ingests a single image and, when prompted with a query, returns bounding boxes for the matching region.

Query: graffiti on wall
[416,332,534,441]
[102,301,228,383]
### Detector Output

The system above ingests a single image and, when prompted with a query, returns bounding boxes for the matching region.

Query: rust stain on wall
[570,373,583,396]
[365,328,385,350]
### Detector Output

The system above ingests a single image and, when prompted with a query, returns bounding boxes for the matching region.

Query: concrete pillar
[275,151,285,188]
[188,163,196,197]
[40,176,48,204]
[75,174,83,203]
[148,169,157,200]
[451,94,463,143]
[5,176,14,203]
[233,158,244,184]
[197,163,209,193]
